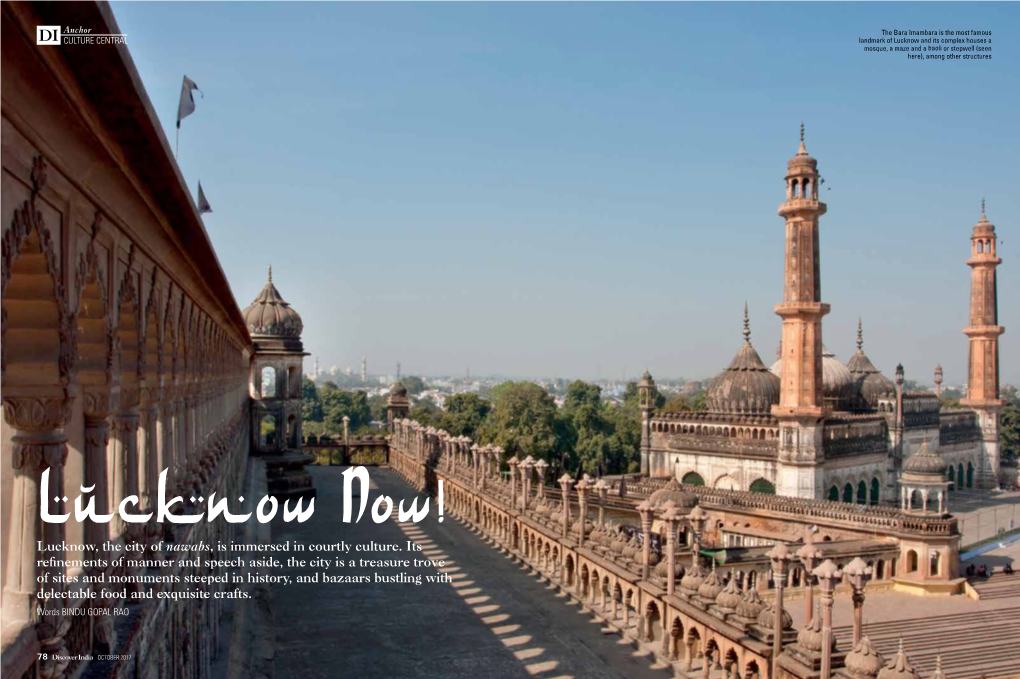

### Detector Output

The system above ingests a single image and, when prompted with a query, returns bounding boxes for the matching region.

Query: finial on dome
[982,197,986,217]
[268,265,273,283]
[797,122,808,155]
[857,317,864,352]
[743,302,751,343]
[801,122,805,143]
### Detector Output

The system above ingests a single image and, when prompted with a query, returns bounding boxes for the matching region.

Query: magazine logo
[35,26,127,46]
[36,26,60,45]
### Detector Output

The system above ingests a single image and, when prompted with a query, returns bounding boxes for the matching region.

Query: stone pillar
[559,475,574,538]
[2,395,73,679]
[843,557,872,648]
[664,507,681,597]
[638,500,654,580]
[111,408,141,539]
[535,459,548,499]
[767,543,793,679]
[814,560,843,679]
[689,505,708,562]
[520,460,532,511]
[508,456,519,508]
[471,445,480,489]
[576,479,589,548]
[138,398,159,514]
[796,527,822,626]
[158,400,176,494]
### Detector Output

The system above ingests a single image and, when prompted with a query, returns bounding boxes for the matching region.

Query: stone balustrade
[2,5,255,678]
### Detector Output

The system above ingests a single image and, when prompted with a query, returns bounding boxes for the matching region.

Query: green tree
[438,393,492,438]
[367,394,389,424]
[564,380,602,410]
[689,389,708,411]
[410,399,442,428]
[478,382,561,469]
[1000,387,1020,468]
[302,376,323,422]
[622,381,666,409]
[402,376,427,396]
[320,389,371,434]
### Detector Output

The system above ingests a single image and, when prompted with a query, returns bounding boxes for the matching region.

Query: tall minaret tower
[961,201,1004,487]
[774,125,830,499]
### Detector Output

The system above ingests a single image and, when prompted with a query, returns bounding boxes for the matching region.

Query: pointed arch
[74,214,112,389]
[1,156,73,388]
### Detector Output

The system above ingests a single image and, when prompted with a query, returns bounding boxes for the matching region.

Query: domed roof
[788,124,818,170]
[389,381,408,398]
[650,477,698,510]
[698,564,724,601]
[845,636,886,679]
[242,267,303,338]
[771,345,854,410]
[680,561,706,595]
[715,577,743,610]
[797,604,838,653]
[707,306,781,414]
[903,440,947,477]
[847,320,896,409]
[757,601,793,630]
[736,588,766,621]
[876,641,921,679]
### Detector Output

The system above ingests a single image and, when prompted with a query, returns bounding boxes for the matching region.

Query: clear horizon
[113,2,1018,386]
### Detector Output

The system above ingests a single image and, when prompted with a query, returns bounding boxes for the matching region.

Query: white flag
[197,182,212,214]
[177,76,202,128]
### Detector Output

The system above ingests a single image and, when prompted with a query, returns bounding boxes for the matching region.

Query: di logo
[37,26,61,45]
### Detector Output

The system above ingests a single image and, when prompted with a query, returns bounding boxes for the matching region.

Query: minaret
[637,370,656,475]
[961,200,1004,487]
[361,356,367,383]
[773,125,830,499]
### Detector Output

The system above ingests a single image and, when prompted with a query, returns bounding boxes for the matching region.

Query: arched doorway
[749,478,776,495]
[857,481,867,505]
[947,464,956,490]
[682,472,705,487]
[967,462,974,488]
[870,478,881,505]
[261,414,277,449]
[843,483,854,503]
[828,486,839,502]
[261,365,277,397]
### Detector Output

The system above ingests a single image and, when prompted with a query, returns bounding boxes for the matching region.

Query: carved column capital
[2,393,73,432]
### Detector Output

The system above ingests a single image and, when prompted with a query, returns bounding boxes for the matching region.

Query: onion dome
[639,370,655,388]
[903,440,947,478]
[847,319,896,409]
[389,381,408,398]
[736,588,766,620]
[877,641,921,679]
[648,549,661,567]
[698,563,724,600]
[623,536,640,560]
[757,602,793,630]
[788,123,818,170]
[707,305,781,414]
[650,477,698,510]
[680,561,706,596]
[655,557,684,580]
[243,267,303,338]
[771,345,854,411]
[612,531,629,555]
[715,577,743,610]
[844,636,887,679]
[797,604,837,653]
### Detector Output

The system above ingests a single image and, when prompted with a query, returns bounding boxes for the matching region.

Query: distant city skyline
[114,2,1018,385]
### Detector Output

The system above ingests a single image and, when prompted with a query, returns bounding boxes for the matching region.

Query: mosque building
[640,131,1003,504]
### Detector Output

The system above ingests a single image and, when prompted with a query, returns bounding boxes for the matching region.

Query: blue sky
[112,2,1018,385]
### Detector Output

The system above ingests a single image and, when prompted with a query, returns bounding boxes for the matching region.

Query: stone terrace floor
[787,539,1020,679]
[271,466,674,679]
